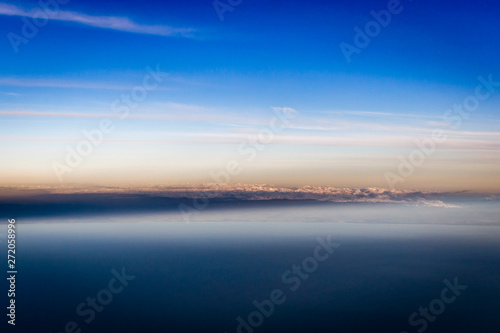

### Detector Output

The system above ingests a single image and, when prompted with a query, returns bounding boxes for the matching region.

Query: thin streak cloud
[320,110,443,120]
[1,109,500,145]
[2,133,500,150]
[0,77,173,90]
[0,2,195,37]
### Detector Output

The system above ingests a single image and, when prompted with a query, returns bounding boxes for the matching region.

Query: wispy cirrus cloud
[0,2,195,37]
[0,77,174,91]
[1,91,20,96]
[319,110,443,120]
[0,77,134,90]
[1,130,500,151]
[2,105,500,148]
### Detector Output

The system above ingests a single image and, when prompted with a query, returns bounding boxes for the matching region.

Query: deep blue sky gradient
[1,0,499,189]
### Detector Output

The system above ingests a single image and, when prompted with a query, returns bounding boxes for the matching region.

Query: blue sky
[1,0,499,191]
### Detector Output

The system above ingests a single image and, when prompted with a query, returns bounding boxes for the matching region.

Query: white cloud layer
[1,184,462,208]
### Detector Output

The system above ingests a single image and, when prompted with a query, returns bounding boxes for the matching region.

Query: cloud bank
[1,184,462,208]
